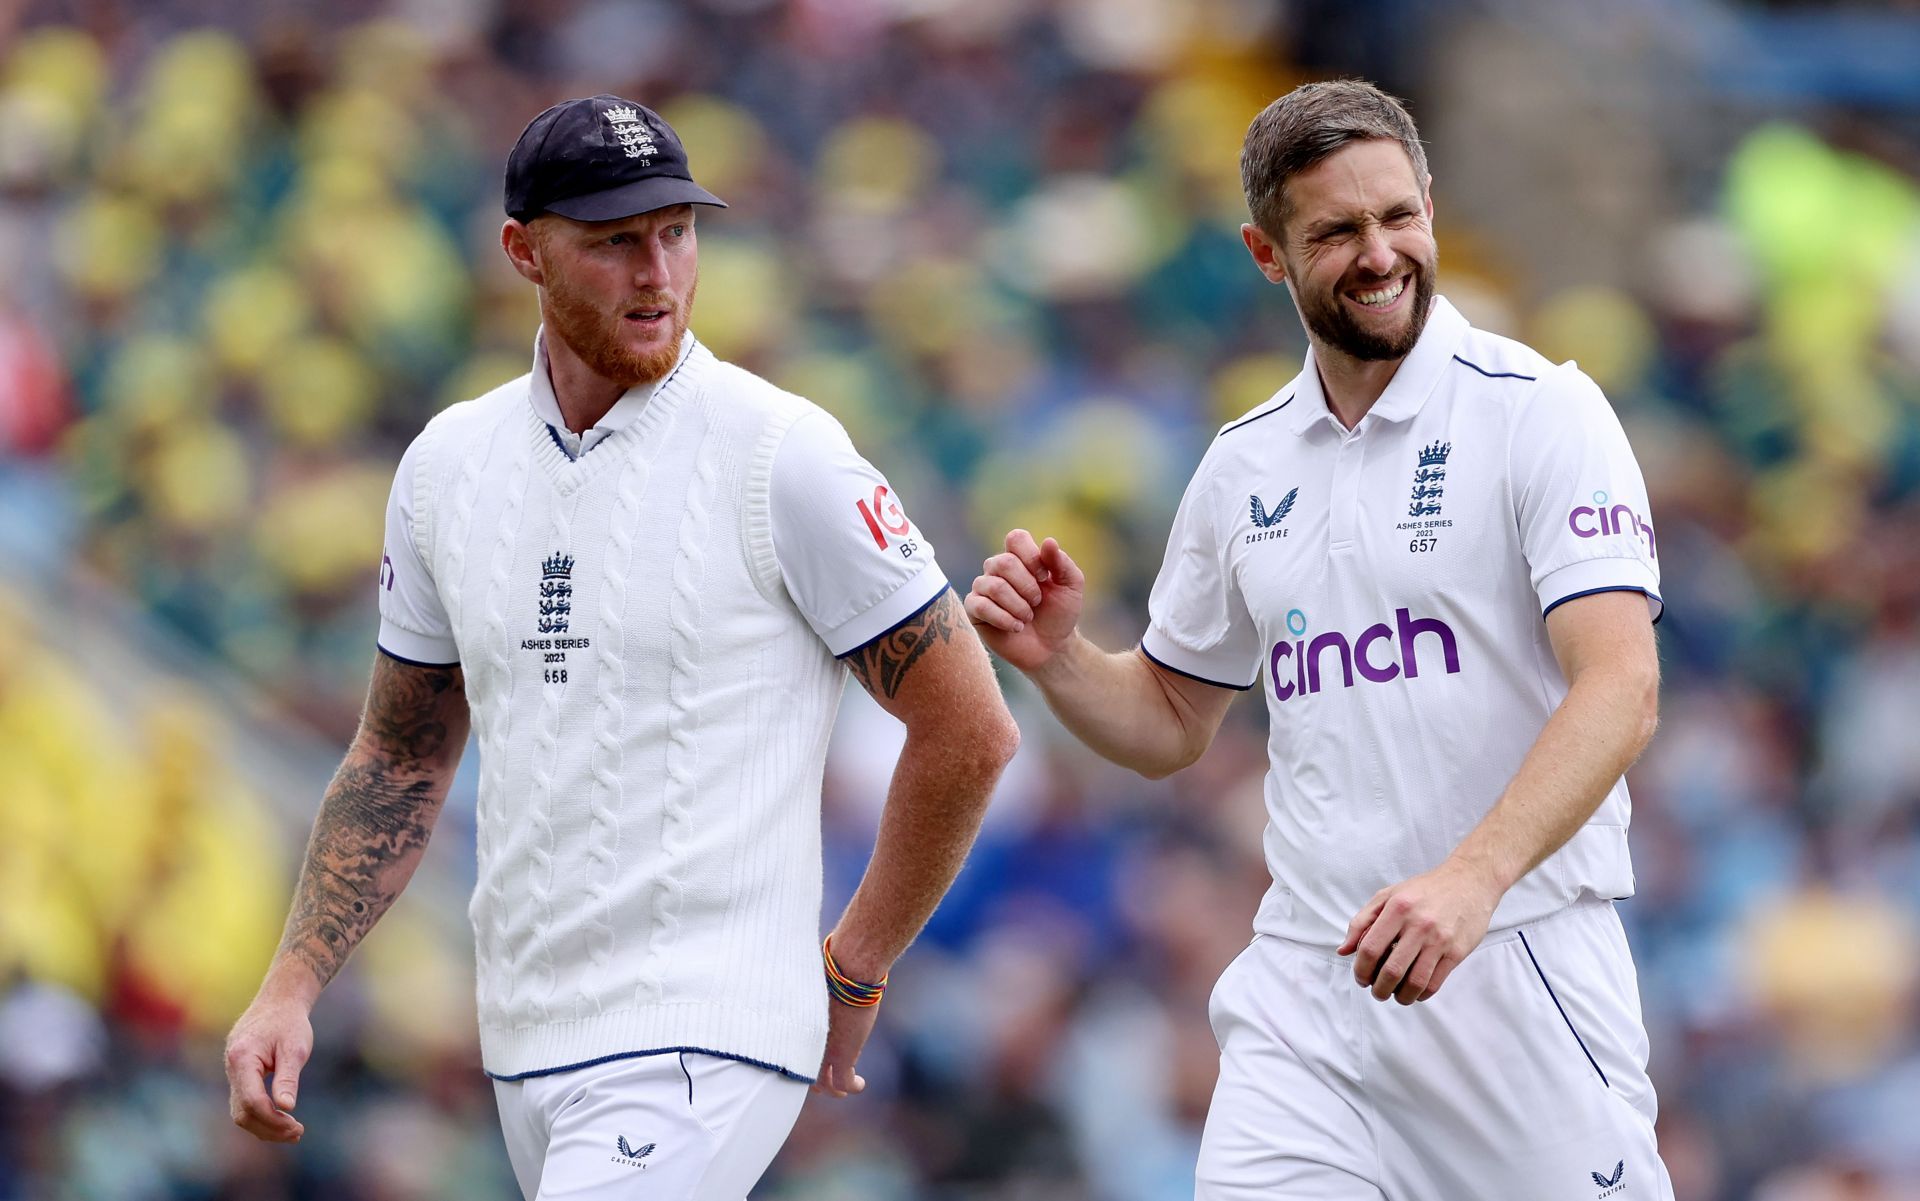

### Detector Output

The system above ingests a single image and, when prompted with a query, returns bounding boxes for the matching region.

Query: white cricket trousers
[1197,898,1675,1200]
[493,1052,809,1200]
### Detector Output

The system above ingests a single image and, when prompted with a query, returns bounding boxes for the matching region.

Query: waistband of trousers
[1257,894,1613,963]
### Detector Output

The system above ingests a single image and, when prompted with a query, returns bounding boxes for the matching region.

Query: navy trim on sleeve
[836,582,954,659]
[1139,644,1256,692]
[485,1046,811,1085]
[1452,355,1537,382]
[376,644,461,669]
[1541,585,1663,625]
[1218,395,1295,438]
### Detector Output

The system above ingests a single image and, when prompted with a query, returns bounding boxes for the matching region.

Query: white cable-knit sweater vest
[405,343,840,1080]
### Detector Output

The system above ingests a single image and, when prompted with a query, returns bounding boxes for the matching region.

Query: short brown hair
[1240,80,1428,238]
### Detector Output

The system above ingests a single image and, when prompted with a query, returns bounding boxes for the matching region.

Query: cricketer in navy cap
[504,94,727,222]
[499,94,728,397]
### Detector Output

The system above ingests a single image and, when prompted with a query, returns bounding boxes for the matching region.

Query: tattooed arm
[225,652,469,1142]
[815,588,1020,1097]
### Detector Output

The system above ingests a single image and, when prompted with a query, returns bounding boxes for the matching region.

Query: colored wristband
[822,935,887,1008]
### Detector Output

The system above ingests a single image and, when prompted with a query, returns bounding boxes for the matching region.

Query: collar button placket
[1330,425,1365,552]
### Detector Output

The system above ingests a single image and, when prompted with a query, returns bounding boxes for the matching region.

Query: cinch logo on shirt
[1567,491,1656,558]
[1268,608,1462,702]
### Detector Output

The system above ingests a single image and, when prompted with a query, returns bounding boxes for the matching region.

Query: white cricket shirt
[373,328,948,1081]
[1142,297,1661,948]
[380,331,944,663]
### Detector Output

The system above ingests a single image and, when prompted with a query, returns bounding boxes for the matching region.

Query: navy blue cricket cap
[504,94,727,223]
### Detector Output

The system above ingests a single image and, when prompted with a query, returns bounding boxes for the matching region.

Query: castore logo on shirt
[1246,488,1298,543]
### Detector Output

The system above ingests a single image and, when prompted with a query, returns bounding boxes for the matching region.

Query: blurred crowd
[3,0,1920,1198]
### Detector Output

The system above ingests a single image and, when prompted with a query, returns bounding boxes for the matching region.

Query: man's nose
[1355,228,1397,277]
[632,242,671,289]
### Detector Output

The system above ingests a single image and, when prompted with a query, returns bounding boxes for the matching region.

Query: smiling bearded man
[1285,201,1437,363]
[965,79,1676,1201]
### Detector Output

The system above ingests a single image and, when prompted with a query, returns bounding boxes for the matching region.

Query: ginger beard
[1291,247,1436,363]
[541,263,697,390]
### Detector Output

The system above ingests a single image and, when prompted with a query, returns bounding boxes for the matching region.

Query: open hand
[812,999,880,1098]
[224,992,313,1142]
[1337,859,1503,1005]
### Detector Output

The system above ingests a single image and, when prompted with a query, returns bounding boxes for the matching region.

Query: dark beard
[1294,257,1436,363]
[543,273,696,389]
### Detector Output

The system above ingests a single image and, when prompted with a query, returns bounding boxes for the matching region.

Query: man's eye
[607,234,629,245]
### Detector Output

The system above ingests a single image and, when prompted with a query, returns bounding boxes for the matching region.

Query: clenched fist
[963,529,1086,673]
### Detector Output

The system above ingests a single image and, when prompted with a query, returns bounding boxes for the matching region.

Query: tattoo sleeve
[275,653,469,991]
[842,589,960,700]
[824,585,1017,978]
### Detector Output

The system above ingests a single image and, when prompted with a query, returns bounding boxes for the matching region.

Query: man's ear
[1241,222,1289,285]
[502,219,545,287]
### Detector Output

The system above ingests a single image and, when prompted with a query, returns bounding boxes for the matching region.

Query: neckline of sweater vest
[525,342,710,490]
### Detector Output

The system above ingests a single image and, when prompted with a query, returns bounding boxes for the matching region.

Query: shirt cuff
[377,618,460,666]
[1139,625,1258,691]
[1537,558,1663,623]
[823,565,950,657]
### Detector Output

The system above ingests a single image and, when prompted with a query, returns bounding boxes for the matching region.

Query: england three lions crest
[1409,441,1450,517]
[539,552,573,633]
[519,551,591,684]
[1395,441,1456,550]
[604,106,659,161]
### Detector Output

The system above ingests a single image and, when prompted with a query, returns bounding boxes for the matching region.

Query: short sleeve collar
[1289,295,1471,435]
[529,326,693,457]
